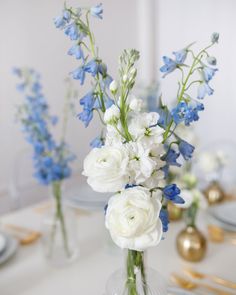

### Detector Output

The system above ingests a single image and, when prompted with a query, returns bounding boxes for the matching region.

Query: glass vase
[41,181,79,266]
[106,250,167,295]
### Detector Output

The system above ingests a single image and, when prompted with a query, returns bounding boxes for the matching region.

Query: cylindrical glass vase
[106,250,167,295]
[41,181,79,266]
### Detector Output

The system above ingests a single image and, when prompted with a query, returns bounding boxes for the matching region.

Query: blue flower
[71,66,86,85]
[90,136,104,148]
[202,66,218,82]
[163,184,184,204]
[160,56,177,77]
[78,109,93,127]
[84,59,99,77]
[197,82,214,99]
[171,101,189,125]
[64,23,79,40]
[68,44,84,60]
[179,139,195,160]
[54,10,71,29]
[159,209,169,232]
[211,32,219,44]
[173,49,187,64]
[157,106,172,128]
[163,148,181,167]
[80,92,95,110]
[90,3,103,19]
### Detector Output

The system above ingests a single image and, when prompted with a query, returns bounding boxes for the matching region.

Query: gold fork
[171,273,235,295]
[4,224,41,245]
[184,268,236,290]
[208,225,236,245]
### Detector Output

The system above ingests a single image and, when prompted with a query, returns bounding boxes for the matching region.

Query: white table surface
[0,202,236,295]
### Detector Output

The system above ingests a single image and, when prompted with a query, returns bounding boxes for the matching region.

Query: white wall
[0,0,235,208]
[156,0,236,146]
[0,0,142,200]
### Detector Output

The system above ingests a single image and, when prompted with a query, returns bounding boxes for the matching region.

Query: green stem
[50,182,71,258]
[185,201,198,227]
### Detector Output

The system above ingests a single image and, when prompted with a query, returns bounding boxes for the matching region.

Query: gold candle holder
[167,201,183,221]
[203,181,225,205]
[176,226,207,262]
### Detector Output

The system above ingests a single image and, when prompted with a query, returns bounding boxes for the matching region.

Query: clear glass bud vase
[106,250,167,295]
[41,181,79,266]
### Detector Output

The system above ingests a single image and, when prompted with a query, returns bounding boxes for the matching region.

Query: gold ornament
[167,201,183,221]
[176,226,207,262]
[203,181,225,205]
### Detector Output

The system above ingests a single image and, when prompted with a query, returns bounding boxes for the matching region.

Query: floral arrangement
[55,3,219,293]
[14,68,75,258]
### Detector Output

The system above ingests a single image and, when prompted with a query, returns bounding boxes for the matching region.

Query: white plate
[0,233,7,254]
[207,213,236,232]
[65,183,110,211]
[209,202,236,227]
[0,232,18,265]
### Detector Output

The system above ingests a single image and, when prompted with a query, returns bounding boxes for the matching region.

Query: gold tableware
[167,201,183,221]
[171,273,235,295]
[203,181,225,205]
[176,226,207,262]
[208,225,236,244]
[184,268,236,290]
[4,224,41,245]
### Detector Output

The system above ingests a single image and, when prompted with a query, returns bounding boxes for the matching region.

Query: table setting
[1,1,236,295]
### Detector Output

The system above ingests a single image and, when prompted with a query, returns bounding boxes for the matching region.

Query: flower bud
[206,56,217,66]
[122,74,128,83]
[109,80,118,94]
[104,104,120,124]
[211,32,219,44]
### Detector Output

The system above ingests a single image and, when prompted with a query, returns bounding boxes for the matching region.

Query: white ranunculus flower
[83,146,129,192]
[105,187,163,251]
[104,104,120,124]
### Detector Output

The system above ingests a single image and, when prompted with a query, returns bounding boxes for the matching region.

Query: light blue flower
[159,209,169,232]
[84,59,99,77]
[63,10,71,21]
[173,49,187,64]
[90,3,103,19]
[78,109,93,127]
[90,136,104,148]
[171,101,189,124]
[211,32,219,44]
[68,44,84,60]
[80,92,95,110]
[160,56,177,77]
[197,82,214,99]
[179,139,195,161]
[64,23,79,40]
[71,66,86,85]
[202,66,218,82]
[54,10,71,29]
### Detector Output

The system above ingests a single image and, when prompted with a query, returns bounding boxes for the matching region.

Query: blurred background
[0,0,235,213]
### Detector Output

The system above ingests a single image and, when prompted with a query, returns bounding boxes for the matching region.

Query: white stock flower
[104,104,120,124]
[129,95,143,112]
[126,142,156,184]
[109,80,118,93]
[105,187,163,251]
[83,146,129,192]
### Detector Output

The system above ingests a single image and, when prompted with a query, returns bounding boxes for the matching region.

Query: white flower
[129,113,164,147]
[126,142,156,184]
[104,105,120,124]
[83,146,129,192]
[129,95,143,112]
[105,124,123,147]
[105,187,163,251]
[109,80,118,93]
[176,189,207,209]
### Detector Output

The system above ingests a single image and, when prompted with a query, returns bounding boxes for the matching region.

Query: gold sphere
[167,202,183,221]
[203,181,225,205]
[176,226,207,262]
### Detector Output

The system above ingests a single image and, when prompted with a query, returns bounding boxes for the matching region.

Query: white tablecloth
[0,203,236,295]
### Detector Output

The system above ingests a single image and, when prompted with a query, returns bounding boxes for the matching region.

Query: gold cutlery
[4,224,41,245]
[208,225,236,244]
[171,273,235,295]
[184,269,236,290]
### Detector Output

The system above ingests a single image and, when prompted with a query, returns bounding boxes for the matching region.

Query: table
[0,203,236,295]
